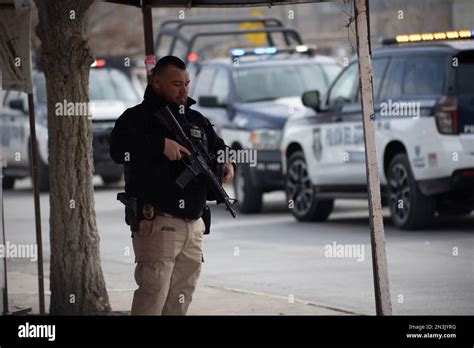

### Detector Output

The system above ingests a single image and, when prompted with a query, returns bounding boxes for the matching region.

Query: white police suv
[281,31,474,229]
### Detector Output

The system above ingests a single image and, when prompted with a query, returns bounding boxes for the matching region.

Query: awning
[106,0,329,7]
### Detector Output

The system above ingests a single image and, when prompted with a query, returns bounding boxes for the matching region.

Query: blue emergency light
[230,45,312,60]
[253,47,277,55]
[231,48,246,57]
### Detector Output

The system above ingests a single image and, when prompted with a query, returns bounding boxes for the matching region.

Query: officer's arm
[205,119,236,172]
[110,109,166,165]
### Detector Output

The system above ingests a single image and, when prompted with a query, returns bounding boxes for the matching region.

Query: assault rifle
[157,105,237,218]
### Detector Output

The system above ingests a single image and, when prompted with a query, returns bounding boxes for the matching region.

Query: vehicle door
[346,57,390,185]
[314,62,359,185]
[190,65,228,129]
[206,67,232,130]
[381,54,448,177]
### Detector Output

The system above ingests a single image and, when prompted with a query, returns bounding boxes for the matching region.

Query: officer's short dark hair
[152,55,186,76]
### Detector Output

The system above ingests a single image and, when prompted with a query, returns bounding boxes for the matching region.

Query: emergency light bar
[383,30,474,45]
[230,44,313,59]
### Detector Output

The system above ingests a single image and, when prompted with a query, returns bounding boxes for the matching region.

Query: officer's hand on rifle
[222,163,234,184]
[163,137,191,160]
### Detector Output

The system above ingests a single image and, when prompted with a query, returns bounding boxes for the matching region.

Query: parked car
[1,59,143,191]
[281,32,474,229]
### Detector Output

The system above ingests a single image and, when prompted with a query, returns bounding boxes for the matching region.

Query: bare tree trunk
[35,0,111,315]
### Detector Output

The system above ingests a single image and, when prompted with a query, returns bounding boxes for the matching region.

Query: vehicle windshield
[34,68,141,104]
[235,63,340,103]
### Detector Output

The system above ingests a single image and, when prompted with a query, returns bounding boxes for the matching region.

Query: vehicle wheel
[286,151,334,222]
[233,162,262,213]
[38,157,50,192]
[102,174,122,185]
[387,153,435,229]
[2,176,15,190]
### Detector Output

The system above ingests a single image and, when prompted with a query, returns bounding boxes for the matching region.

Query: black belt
[148,204,198,222]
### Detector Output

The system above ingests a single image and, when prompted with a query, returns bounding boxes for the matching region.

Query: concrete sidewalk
[6,272,357,315]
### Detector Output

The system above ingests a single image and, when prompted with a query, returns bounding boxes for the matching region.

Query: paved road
[3,178,474,315]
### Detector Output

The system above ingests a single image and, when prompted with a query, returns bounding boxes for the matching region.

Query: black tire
[286,151,334,222]
[2,176,15,190]
[233,162,263,213]
[102,174,122,185]
[387,153,435,230]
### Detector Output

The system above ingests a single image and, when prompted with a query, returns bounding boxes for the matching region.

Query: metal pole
[1,181,8,314]
[353,0,392,315]
[0,74,7,315]
[27,93,45,315]
[142,5,155,85]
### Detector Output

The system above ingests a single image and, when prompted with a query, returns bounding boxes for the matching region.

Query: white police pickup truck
[281,31,474,229]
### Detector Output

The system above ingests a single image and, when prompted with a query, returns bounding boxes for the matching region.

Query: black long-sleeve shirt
[110,85,228,219]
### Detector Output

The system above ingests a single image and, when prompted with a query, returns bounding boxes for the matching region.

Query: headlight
[249,129,282,150]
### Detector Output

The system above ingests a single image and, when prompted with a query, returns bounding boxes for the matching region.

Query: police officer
[110,56,234,315]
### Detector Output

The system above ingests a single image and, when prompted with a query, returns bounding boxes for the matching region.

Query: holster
[117,192,140,233]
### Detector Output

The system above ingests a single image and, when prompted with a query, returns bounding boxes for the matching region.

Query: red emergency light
[187,53,199,62]
[91,59,106,68]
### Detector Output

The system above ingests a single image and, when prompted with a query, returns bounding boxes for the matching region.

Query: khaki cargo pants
[131,215,205,315]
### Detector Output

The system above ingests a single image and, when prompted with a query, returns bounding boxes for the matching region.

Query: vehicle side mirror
[302,90,321,112]
[199,95,226,108]
[9,98,25,112]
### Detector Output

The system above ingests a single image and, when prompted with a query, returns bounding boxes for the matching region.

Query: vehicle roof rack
[155,16,302,62]
[181,27,303,62]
